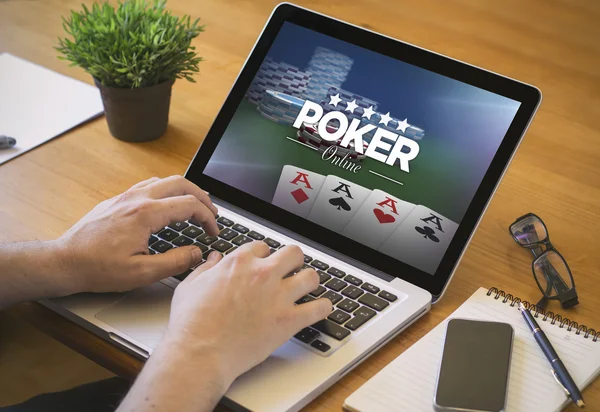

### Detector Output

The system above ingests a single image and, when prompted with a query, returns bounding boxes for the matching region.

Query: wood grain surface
[1,0,599,410]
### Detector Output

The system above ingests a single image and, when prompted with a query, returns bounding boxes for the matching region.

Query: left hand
[52,175,219,295]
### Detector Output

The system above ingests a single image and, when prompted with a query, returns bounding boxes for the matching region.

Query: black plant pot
[94,78,175,142]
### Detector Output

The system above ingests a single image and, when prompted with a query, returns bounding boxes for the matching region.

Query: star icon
[396,118,410,133]
[329,93,342,107]
[379,112,393,126]
[362,105,375,120]
[345,99,358,113]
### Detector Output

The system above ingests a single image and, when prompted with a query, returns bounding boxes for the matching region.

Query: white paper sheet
[0,53,104,165]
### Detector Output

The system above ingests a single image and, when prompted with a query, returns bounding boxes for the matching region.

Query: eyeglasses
[509,213,578,310]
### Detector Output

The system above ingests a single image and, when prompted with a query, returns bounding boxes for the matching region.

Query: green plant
[57,0,204,88]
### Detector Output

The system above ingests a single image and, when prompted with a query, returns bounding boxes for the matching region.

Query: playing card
[307,175,371,232]
[378,205,459,274]
[272,165,326,218]
[342,189,416,250]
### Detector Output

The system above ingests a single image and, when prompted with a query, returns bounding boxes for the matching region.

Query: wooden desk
[1,0,599,410]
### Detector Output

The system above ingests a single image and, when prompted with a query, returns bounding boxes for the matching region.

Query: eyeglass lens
[511,215,548,245]
[533,251,573,298]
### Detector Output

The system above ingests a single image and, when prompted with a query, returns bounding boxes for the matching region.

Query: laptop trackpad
[95,282,174,349]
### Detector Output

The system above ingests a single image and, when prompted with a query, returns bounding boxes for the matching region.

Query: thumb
[186,250,223,282]
[134,246,204,283]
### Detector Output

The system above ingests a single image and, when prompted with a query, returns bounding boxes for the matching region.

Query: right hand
[165,242,332,387]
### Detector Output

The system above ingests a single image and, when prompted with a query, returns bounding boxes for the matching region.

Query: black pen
[518,302,585,408]
[0,135,17,150]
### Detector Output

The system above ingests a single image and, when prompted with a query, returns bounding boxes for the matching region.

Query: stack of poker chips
[257,90,306,126]
[246,57,311,105]
[303,47,354,104]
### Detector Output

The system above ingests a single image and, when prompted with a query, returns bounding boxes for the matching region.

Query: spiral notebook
[345,287,600,412]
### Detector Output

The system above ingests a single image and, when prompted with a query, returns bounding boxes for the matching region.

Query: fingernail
[191,247,203,262]
[208,251,221,262]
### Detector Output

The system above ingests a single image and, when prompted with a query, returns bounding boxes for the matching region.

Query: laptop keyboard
[148,214,398,356]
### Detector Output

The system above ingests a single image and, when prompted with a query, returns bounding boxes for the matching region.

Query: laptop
[41,3,541,411]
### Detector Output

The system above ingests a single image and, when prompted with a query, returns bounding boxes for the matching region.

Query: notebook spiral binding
[487,287,600,342]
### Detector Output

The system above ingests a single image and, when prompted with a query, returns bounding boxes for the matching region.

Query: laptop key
[379,290,398,302]
[217,216,234,227]
[345,306,377,331]
[327,267,345,278]
[358,293,389,311]
[337,299,360,313]
[225,246,238,255]
[197,233,218,245]
[342,285,364,300]
[193,242,208,253]
[328,310,351,324]
[304,255,313,264]
[232,223,249,234]
[212,240,233,253]
[311,260,329,271]
[264,238,281,248]
[152,240,173,253]
[157,228,178,241]
[325,278,347,292]
[310,340,331,352]
[182,225,203,239]
[270,248,277,255]
[310,285,327,297]
[361,282,380,294]
[172,235,194,247]
[312,319,351,341]
[168,221,189,231]
[294,327,320,344]
[247,230,265,241]
[217,223,224,231]
[219,228,238,241]
[296,295,315,305]
[321,290,343,305]
[232,235,253,246]
[148,235,159,246]
[149,249,156,255]
[344,274,363,286]
[317,271,332,284]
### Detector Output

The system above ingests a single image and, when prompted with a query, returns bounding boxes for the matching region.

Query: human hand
[53,175,219,295]
[164,242,333,388]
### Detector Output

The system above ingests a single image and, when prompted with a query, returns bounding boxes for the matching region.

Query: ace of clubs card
[379,205,459,274]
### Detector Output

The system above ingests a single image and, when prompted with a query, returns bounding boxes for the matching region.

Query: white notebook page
[345,287,600,412]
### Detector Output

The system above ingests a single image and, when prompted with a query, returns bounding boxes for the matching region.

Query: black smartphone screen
[434,319,514,412]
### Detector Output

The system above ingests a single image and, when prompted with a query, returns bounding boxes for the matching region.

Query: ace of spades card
[272,165,326,218]
[342,189,417,250]
[379,205,458,274]
[307,175,371,232]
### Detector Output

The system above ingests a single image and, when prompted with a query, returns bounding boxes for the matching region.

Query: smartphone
[434,319,514,412]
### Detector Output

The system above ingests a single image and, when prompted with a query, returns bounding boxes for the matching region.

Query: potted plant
[57,0,204,142]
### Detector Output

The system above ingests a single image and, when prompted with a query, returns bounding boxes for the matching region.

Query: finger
[242,240,270,258]
[129,177,160,191]
[186,250,223,282]
[264,245,304,278]
[283,268,320,302]
[144,175,218,216]
[292,298,332,332]
[131,246,204,284]
[152,195,220,235]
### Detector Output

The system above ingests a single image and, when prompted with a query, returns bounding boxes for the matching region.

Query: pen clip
[551,369,571,398]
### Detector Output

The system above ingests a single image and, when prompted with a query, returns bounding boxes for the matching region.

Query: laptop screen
[203,21,521,276]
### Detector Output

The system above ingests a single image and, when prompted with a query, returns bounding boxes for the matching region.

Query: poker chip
[304,47,354,103]
[246,57,311,105]
[257,90,306,126]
